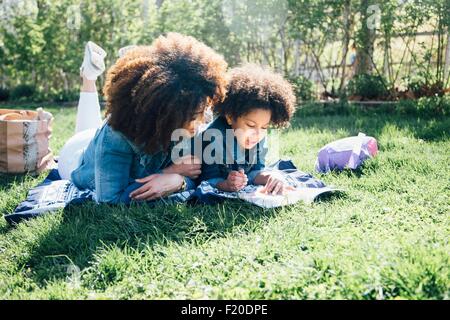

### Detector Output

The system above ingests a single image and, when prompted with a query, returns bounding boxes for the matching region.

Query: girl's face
[226,108,271,150]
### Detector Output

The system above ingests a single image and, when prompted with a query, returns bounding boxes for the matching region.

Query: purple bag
[315,133,378,173]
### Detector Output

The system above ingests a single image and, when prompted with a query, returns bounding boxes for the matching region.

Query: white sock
[81,42,106,80]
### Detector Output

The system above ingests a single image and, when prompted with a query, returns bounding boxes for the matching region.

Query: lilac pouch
[315,133,378,173]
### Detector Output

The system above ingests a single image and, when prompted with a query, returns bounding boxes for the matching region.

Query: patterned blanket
[4,160,340,224]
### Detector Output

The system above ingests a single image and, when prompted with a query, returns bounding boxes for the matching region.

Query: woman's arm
[129,173,186,201]
[94,127,136,204]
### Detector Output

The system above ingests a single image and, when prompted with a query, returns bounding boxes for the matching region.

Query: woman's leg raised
[75,75,103,133]
[58,42,106,179]
[75,41,107,133]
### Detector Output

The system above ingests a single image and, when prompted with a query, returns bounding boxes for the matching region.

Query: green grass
[0,104,449,299]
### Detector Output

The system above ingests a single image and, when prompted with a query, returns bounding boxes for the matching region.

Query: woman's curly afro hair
[214,64,296,127]
[104,33,228,153]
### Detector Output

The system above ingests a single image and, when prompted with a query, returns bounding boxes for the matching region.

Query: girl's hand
[218,169,248,192]
[261,172,294,195]
[130,173,184,201]
[163,155,201,179]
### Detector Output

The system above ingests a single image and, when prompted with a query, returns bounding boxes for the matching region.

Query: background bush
[10,84,36,101]
[0,87,10,102]
[288,75,315,102]
[346,74,389,100]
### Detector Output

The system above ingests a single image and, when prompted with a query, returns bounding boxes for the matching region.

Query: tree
[354,0,378,75]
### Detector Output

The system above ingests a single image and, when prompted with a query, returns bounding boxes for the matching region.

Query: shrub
[408,96,449,117]
[405,77,423,97]
[10,84,36,101]
[51,90,79,103]
[346,74,389,100]
[288,75,315,101]
[403,76,446,98]
[296,100,352,117]
[296,96,449,118]
[31,90,51,103]
[0,87,10,101]
[396,96,446,117]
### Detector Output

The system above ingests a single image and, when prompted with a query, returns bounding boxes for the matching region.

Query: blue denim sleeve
[206,177,226,188]
[184,177,196,190]
[200,163,226,188]
[247,138,268,184]
[94,127,135,204]
[247,169,263,185]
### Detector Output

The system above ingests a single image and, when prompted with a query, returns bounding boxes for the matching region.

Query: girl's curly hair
[214,64,296,127]
[103,33,228,153]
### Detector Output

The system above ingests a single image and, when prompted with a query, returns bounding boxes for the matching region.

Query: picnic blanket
[4,160,340,224]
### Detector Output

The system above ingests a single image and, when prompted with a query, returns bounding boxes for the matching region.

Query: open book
[237,185,338,208]
[193,160,342,209]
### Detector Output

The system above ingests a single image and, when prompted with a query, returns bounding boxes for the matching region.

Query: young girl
[58,33,228,204]
[198,64,296,195]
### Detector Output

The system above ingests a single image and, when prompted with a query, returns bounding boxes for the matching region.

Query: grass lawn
[0,104,449,299]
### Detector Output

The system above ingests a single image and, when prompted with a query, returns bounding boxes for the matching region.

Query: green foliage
[0,86,86,104]
[402,76,446,99]
[288,0,345,36]
[0,87,10,101]
[50,90,80,103]
[0,0,448,102]
[297,96,450,119]
[10,84,36,101]
[397,96,450,117]
[346,74,389,100]
[405,77,427,97]
[288,75,314,101]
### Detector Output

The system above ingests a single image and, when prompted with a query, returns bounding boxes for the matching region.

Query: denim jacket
[71,122,195,204]
[197,116,267,187]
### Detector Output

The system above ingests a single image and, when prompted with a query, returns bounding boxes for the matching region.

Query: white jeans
[58,92,103,180]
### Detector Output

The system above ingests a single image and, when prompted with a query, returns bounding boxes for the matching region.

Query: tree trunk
[155,0,164,9]
[383,35,393,82]
[445,31,450,86]
[339,0,353,90]
[294,39,301,77]
[261,40,270,67]
[278,19,291,75]
[355,0,376,75]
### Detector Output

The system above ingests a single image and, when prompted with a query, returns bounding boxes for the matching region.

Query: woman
[58,33,228,204]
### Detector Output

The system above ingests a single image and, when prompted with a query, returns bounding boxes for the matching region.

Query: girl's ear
[225,114,233,125]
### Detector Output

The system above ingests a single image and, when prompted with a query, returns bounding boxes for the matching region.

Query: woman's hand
[130,173,184,201]
[217,169,248,192]
[162,155,201,179]
[260,172,294,195]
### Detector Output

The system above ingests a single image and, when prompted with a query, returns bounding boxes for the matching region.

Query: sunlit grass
[0,105,448,299]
